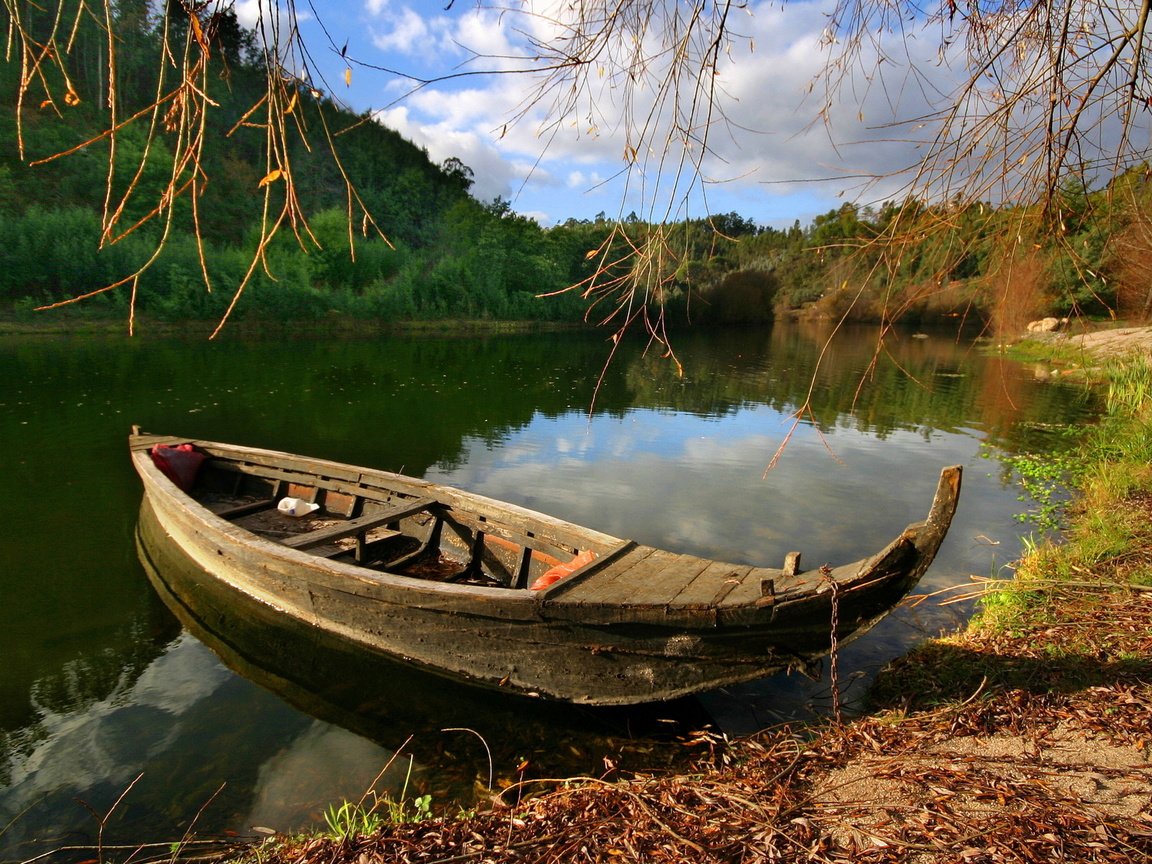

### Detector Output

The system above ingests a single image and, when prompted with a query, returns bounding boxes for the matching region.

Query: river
[0,320,1094,858]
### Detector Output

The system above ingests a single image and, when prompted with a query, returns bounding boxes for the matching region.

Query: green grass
[869,349,1152,713]
[992,336,1092,367]
[322,790,433,841]
[1104,354,1152,416]
[995,447,1082,531]
[975,353,1152,633]
[321,755,433,842]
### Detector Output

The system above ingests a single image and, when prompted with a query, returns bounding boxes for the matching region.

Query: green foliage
[0,6,579,324]
[0,206,152,302]
[996,447,1082,532]
[1104,355,1152,417]
[976,350,1152,634]
[323,800,384,840]
[1088,360,1152,489]
[688,269,778,324]
[3,8,1152,329]
[323,758,433,840]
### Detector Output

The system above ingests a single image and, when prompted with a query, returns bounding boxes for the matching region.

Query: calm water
[0,321,1094,858]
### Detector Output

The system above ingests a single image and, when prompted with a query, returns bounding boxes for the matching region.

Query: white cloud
[0,636,229,806]
[245,723,403,830]
[374,104,518,202]
[452,7,523,64]
[370,7,431,53]
[315,0,964,222]
[233,0,260,28]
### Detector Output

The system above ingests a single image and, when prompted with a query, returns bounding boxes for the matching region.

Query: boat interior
[193,456,596,590]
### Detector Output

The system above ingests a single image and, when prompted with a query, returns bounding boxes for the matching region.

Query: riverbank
[15,324,1146,864]
[192,334,1148,863]
[0,314,588,338]
[1015,322,1152,368]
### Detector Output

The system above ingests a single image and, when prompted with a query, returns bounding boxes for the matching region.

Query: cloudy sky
[237,1,951,228]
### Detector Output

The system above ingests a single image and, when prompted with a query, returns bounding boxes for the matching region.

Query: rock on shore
[1030,324,1152,359]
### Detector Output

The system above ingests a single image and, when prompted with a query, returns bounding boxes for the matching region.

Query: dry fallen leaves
[242,580,1151,864]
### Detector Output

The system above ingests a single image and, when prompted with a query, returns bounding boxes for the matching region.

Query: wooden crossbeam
[282,497,436,550]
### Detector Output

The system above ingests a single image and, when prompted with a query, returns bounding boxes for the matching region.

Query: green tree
[8,1,1152,331]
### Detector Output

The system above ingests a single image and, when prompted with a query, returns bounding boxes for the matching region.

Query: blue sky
[236,2,948,228]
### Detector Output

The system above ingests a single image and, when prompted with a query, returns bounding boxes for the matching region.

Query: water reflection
[245,724,400,831]
[0,322,1097,859]
[0,501,711,860]
[0,632,394,857]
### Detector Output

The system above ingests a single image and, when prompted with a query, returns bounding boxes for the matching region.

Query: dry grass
[1109,219,1152,321]
[221,573,1152,864]
[987,249,1051,343]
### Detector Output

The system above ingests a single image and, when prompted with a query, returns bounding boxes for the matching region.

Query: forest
[3,2,1152,334]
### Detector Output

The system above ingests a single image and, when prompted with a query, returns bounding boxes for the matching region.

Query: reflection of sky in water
[427,404,1018,578]
[0,636,401,858]
[245,724,406,831]
[3,636,229,799]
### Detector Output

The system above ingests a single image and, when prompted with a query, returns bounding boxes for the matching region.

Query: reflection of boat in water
[130,430,961,705]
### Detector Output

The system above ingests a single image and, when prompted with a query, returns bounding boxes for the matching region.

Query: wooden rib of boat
[129,428,962,706]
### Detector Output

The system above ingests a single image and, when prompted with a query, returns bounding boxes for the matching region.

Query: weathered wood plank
[606,553,714,608]
[535,539,639,599]
[324,490,357,518]
[194,444,366,483]
[552,548,702,607]
[542,550,747,626]
[285,481,317,502]
[513,546,534,589]
[204,457,420,505]
[667,559,756,610]
[539,546,656,604]
[313,531,401,560]
[209,458,363,491]
[209,498,278,520]
[713,566,784,611]
[437,506,616,559]
[441,511,588,564]
[129,434,185,451]
[209,455,615,557]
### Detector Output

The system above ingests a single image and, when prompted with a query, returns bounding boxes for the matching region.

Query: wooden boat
[129,429,961,706]
[136,506,716,777]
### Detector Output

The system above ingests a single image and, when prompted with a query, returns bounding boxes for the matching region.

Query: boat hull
[131,432,961,705]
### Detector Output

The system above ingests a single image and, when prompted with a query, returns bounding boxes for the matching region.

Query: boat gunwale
[131,431,964,703]
[131,432,962,617]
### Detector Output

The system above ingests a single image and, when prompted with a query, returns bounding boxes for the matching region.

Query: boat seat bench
[282,497,437,551]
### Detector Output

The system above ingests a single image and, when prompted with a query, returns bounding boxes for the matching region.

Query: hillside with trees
[2,3,1151,335]
[0,1,591,326]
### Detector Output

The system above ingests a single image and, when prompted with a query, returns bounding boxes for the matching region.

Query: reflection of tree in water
[0,600,180,852]
[620,322,1097,452]
[0,594,178,767]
